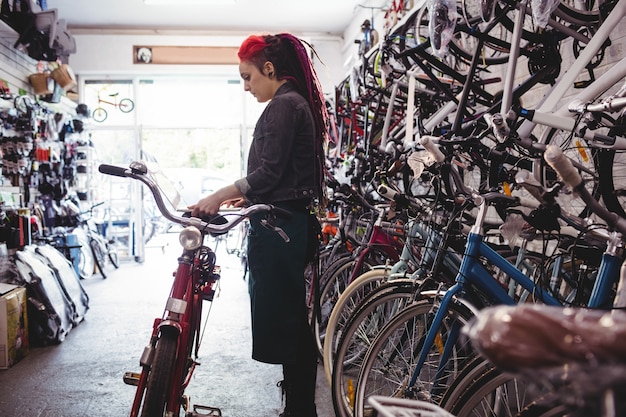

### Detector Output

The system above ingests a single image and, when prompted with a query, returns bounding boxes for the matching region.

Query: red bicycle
[98,161,291,417]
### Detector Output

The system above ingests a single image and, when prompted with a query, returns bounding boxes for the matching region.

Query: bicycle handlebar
[98,162,286,235]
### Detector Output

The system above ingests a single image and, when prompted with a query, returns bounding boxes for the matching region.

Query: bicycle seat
[466,304,626,372]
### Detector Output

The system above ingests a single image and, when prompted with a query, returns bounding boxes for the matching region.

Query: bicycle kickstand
[186,404,222,416]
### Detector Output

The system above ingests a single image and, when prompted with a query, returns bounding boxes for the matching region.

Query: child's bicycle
[92,91,135,122]
[98,161,292,417]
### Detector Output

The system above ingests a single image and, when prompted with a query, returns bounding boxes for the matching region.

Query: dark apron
[247,208,310,364]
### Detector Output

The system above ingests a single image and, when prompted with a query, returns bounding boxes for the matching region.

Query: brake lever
[260,216,290,243]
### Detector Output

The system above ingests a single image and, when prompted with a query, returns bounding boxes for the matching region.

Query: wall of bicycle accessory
[0,26,92,244]
[0,36,33,95]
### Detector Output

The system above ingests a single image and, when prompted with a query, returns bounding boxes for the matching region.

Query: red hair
[237,35,268,66]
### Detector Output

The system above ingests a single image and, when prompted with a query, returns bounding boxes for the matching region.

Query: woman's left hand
[188,184,244,217]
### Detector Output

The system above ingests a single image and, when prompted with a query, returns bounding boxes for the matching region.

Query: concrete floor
[0,233,335,417]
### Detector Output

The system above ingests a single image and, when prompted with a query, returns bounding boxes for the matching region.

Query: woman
[189,33,327,417]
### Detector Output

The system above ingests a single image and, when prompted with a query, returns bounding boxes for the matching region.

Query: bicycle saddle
[465,304,626,372]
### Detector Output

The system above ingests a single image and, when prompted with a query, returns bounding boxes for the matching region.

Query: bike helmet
[76,103,90,118]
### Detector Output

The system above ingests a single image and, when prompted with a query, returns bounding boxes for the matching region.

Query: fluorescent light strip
[144,0,235,4]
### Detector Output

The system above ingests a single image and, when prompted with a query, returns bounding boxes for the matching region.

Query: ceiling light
[144,0,235,4]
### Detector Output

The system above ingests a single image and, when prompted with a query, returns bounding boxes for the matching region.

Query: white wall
[68,31,347,96]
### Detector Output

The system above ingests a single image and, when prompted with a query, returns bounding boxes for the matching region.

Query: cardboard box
[0,284,29,369]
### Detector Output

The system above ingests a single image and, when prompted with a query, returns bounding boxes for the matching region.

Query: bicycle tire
[92,107,108,122]
[331,281,419,417]
[514,392,569,417]
[353,292,476,417]
[440,357,539,417]
[555,0,602,27]
[140,327,179,417]
[90,238,108,279]
[311,257,372,358]
[313,250,384,359]
[438,356,491,411]
[108,245,120,269]
[598,149,626,218]
[323,268,394,384]
[119,98,135,113]
[73,230,95,279]
[596,118,626,218]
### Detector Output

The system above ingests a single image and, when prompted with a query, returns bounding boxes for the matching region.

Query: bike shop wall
[0,20,81,241]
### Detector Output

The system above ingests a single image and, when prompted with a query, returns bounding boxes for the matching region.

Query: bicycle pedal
[123,371,141,386]
[186,404,222,416]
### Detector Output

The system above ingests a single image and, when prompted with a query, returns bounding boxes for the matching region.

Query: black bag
[35,244,89,324]
[14,246,74,345]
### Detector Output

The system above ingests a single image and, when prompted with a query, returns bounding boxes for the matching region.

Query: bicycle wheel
[313,247,395,359]
[323,268,394,384]
[90,237,108,279]
[119,98,135,113]
[140,327,178,417]
[313,256,373,358]
[440,357,540,417]
[596,119,626,218]
[352,292,476,417]
[73,230,95,279]
[331,280,419,417]
[517,404,569,417]
[108,243,120,269]
[92,107,108,122]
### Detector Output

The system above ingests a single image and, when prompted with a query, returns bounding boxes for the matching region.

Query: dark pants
[247,209,318,414]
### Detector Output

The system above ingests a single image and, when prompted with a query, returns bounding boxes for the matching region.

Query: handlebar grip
[98,164,128,177]
[543,145,583,188]
[419,135,445,163]
[377,184,397,200]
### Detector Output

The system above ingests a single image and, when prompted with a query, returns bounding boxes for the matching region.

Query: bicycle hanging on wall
[92,90,135,123]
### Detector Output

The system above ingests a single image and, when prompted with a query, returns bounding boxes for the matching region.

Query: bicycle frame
[130,243,216,416]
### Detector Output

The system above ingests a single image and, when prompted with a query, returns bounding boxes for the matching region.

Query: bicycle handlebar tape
[98,164,128,178]
[544,145,583,189]
[419,135,445,163]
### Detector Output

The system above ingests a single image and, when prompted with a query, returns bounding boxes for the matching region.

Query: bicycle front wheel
[353,292,476,417]
[140,327,179,417]
[92,107,108,122]
[440,357,539,417]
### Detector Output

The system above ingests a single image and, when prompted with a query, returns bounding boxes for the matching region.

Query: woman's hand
[189,194,223,217]
[188,184,244,217]
[223,198,246,208]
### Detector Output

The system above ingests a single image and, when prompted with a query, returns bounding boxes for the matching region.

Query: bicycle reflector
[179,226,203,251]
